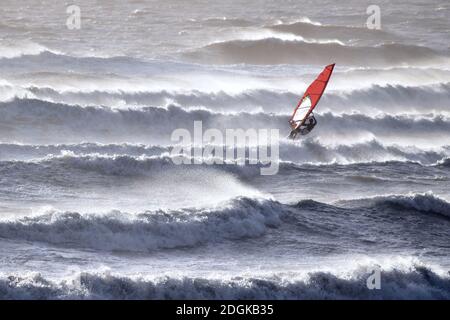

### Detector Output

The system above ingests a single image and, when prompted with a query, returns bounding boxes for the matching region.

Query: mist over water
[0,0,449,299]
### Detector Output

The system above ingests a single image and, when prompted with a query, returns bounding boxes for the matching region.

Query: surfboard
[289,63,335,134]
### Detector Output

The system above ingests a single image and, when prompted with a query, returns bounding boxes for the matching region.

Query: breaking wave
[317,112,450,137]
[279,139,449,165]
[6,80,449,115]
[435,157,450,167]
[324,82,450,114]
[1,263,449,299]
[336,192,450,220]
[0,197,282,251]
[1,98,450,145]
[185,39,449,66]
[0,98,282,144]
[266,21,397,44]
[370,192,450,219]
[0,191,449,253]
[0,138,448,172]
[0,143,167,162]
[1,142,449,181]
[0,41,56,59]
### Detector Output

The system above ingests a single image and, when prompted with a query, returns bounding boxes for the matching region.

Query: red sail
[289,63,335,129]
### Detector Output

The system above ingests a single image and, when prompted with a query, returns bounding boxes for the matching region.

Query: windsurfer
[300,115,317,135]
[289,114,317,139]
[287,63,334,140]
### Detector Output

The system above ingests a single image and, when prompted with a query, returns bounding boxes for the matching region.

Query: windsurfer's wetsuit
[299,115,317,135]
[289,115,317,139]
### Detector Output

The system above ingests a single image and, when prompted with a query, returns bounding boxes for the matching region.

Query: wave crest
[185,39,448,66]
[1,263,449,299]
[372,192,450,218]
[0,197,282,251]
[2,98,450,146]
[267,21,396,43]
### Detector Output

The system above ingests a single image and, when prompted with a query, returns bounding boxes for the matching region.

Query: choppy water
[0,0,450,299]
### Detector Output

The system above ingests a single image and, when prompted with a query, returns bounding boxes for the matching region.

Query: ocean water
[0,0,450,299]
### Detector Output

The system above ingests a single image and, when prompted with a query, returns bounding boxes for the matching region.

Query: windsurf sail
[289,63,335,130]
